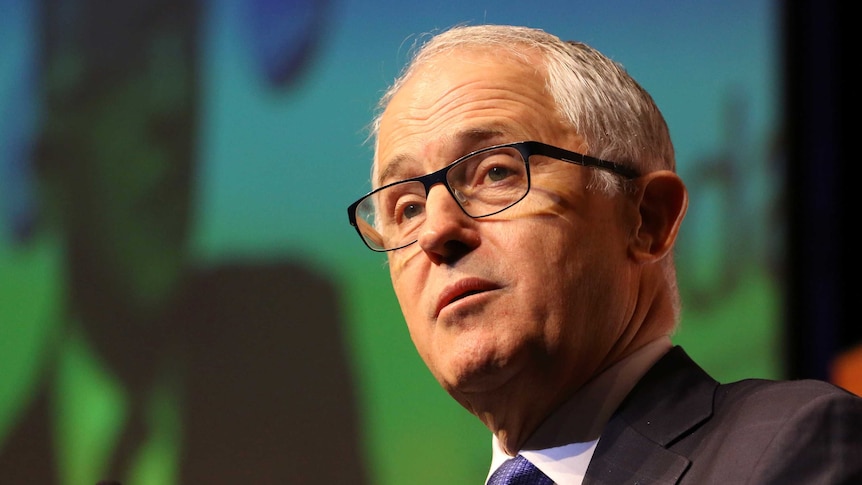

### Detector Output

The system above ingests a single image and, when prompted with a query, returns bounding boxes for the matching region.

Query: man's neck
[495,336,673,454]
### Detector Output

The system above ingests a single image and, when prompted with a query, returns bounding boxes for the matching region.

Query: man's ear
[629,170,688,262]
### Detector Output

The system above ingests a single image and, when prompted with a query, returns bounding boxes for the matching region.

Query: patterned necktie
[487,455,554,485]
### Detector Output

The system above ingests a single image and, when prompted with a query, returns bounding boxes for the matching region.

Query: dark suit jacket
[584,346,862,484]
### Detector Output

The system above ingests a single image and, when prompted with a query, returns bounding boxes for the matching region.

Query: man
[347,24,862,484]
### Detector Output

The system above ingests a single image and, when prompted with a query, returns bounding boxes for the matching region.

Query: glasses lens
[353,145,530,251]
[447,146,529,217]
[356,180,426,251]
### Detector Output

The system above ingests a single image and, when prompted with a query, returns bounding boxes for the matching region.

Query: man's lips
[434,278,500,318]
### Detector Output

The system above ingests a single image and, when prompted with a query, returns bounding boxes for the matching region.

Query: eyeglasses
[347,140,639,252]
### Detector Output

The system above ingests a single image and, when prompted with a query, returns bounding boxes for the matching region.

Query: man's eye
[487,165,514,182]
[400,202,425,221]
[390,194,426,226]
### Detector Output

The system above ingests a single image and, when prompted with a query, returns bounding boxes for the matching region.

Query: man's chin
[441,353,524,397]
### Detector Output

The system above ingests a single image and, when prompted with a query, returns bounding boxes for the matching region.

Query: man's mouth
[435,278,500,318]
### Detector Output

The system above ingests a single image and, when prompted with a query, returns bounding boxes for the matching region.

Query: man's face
[376,49,639,415]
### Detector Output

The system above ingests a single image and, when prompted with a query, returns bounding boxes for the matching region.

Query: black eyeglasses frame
[347,140,640,252]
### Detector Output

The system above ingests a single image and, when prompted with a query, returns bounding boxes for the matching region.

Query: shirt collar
[487,337,673,484]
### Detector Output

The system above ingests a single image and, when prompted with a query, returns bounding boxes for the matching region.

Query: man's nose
[416,184,480,262]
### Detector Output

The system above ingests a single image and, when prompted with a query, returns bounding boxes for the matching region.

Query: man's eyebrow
[459,127,508,147]
[376,154,415,187]
[375,128,510,187]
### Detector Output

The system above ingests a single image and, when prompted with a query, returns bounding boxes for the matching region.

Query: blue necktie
[487,455,554,484]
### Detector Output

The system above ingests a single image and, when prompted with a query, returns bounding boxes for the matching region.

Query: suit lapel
[584,347,718,485]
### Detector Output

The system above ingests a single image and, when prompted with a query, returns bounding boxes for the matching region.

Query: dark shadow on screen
[0,0,366,483]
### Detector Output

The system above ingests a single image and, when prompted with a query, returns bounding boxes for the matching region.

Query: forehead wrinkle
[389,78,494,135]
